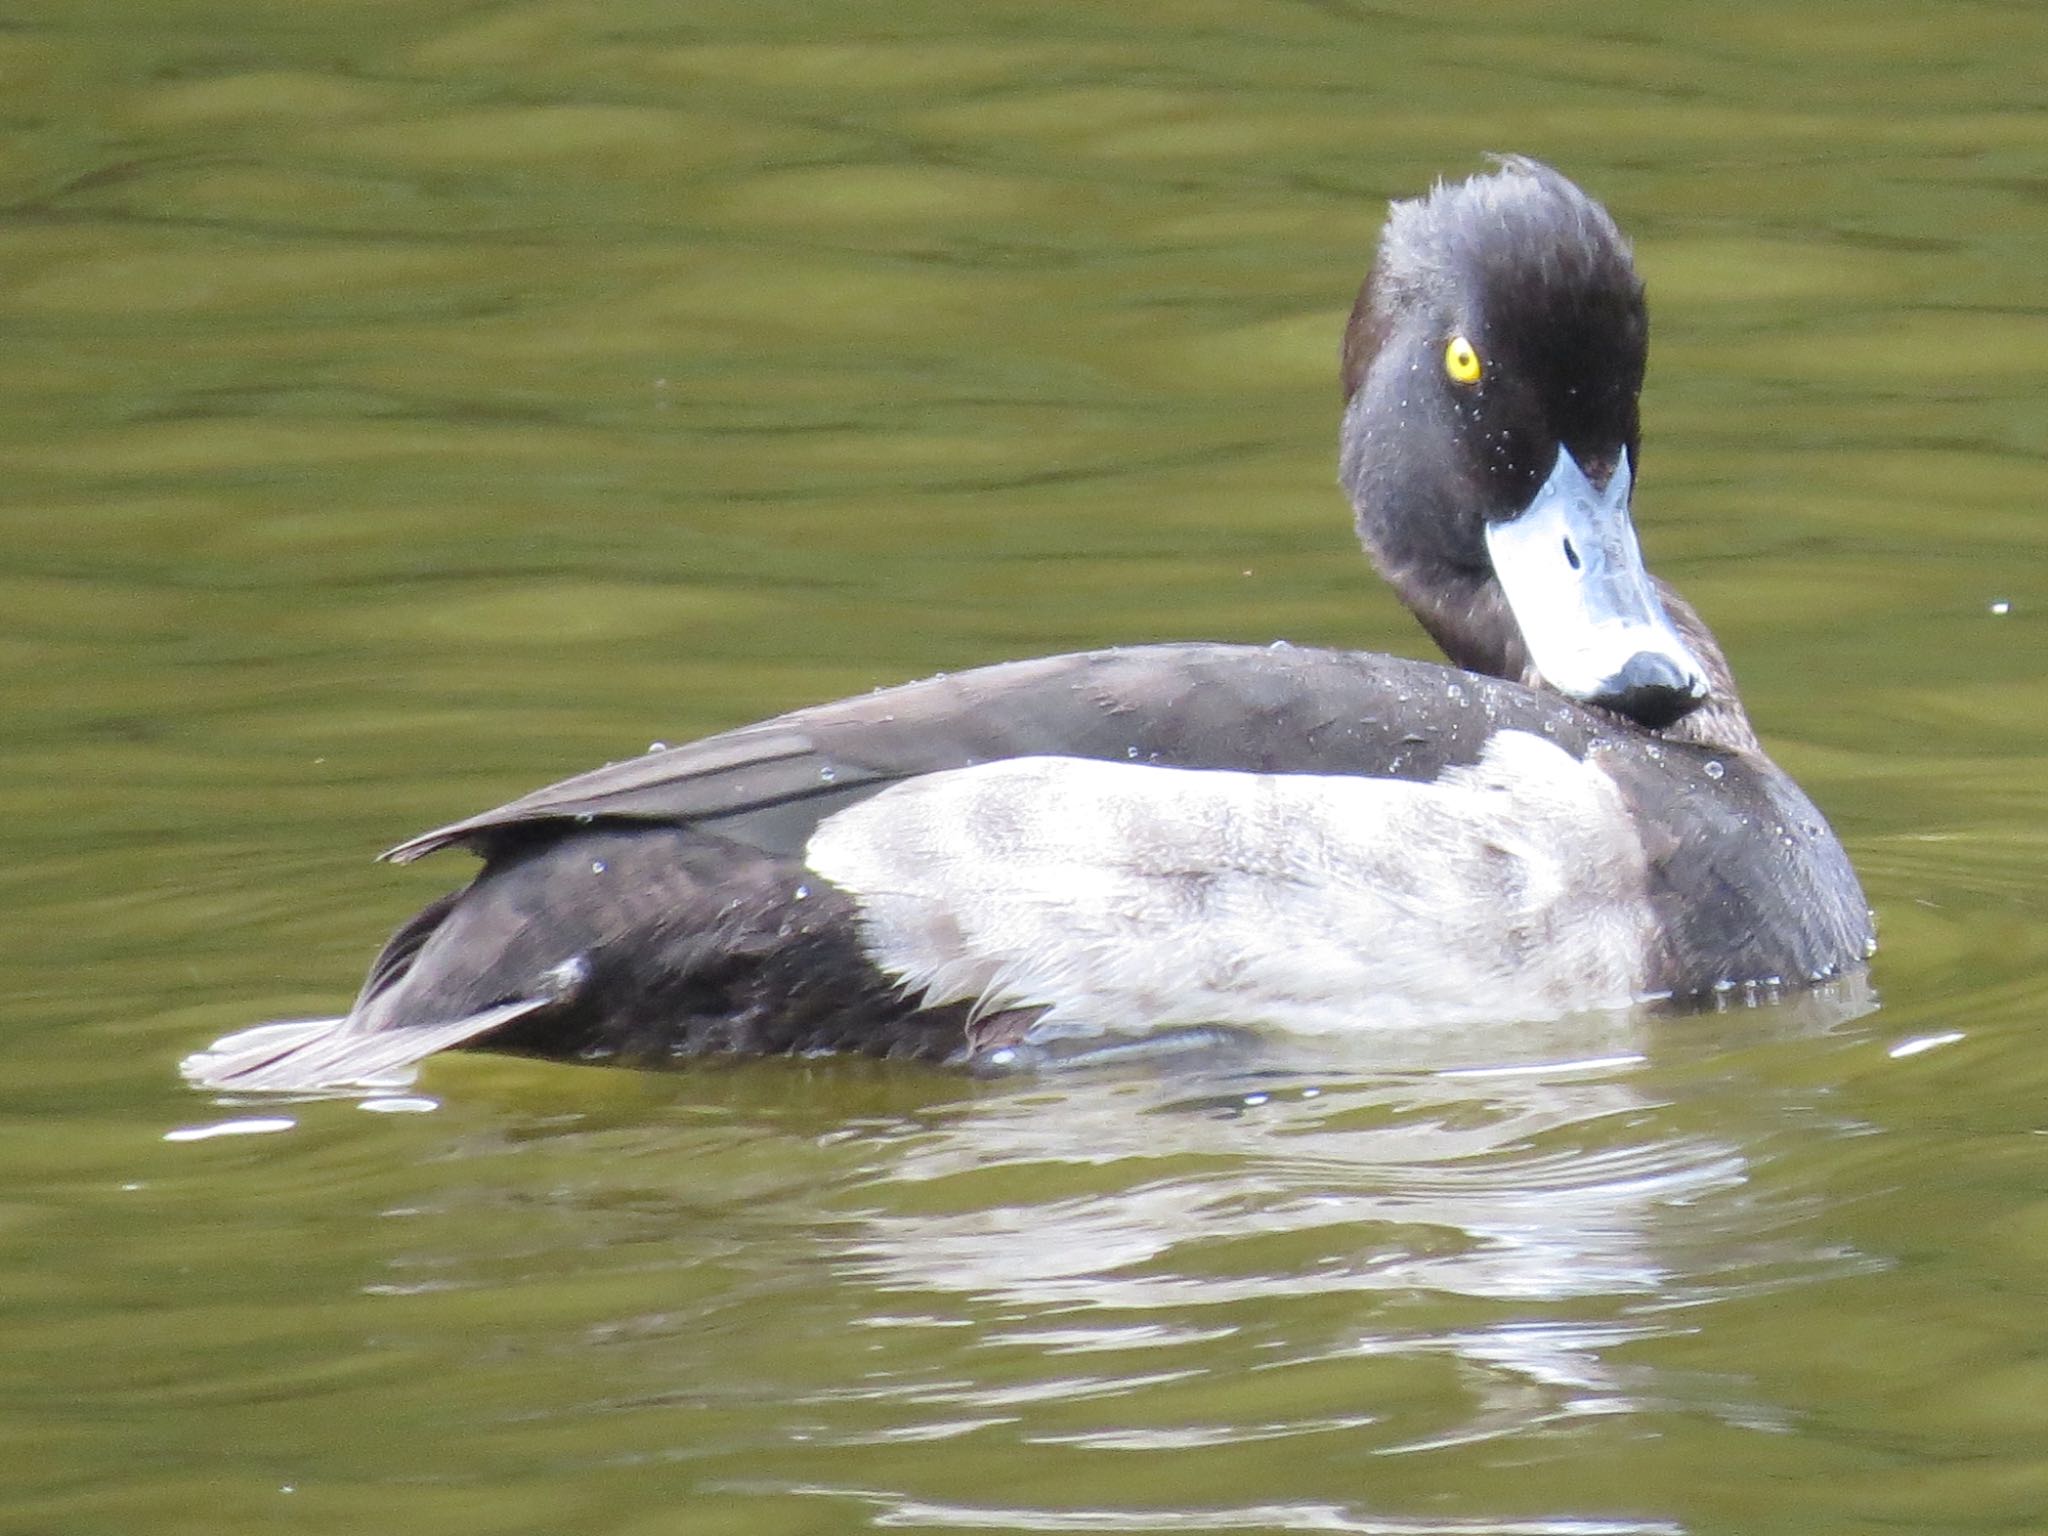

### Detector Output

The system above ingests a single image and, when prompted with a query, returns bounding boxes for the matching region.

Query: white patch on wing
[804,731,1656,1035]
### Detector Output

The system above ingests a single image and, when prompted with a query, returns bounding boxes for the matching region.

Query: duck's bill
[1484,447,1708,730]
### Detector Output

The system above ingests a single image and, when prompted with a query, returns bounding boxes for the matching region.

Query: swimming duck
[185,158,1873,1092]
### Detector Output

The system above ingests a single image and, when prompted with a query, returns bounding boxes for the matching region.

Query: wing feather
[381,645,1600,865]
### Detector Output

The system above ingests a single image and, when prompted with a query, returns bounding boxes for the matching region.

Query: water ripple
[798,1486,1686,1535]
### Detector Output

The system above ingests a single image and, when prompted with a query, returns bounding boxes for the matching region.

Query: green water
[6,1,2047,1532]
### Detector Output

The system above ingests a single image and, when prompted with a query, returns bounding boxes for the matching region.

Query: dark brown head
[1339,158,1710,732]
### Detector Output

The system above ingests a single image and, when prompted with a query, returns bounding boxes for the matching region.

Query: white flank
[805,731,1656,1035]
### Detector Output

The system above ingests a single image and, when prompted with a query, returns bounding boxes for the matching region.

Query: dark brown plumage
[184,159,1872,1094]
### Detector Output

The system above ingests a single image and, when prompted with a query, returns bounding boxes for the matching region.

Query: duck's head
[1340,157,1709,731]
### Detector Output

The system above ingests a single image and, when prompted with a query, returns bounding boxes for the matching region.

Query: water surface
[5,2,2047,1533]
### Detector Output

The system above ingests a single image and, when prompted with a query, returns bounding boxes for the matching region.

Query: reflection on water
[824,1492,1685,1535]
[178,986,1885,1534]
[6,0,2048,1531]
[785,990,1879,1502]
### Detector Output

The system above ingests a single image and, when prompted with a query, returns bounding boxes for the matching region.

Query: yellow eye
[1444,334,1483,385]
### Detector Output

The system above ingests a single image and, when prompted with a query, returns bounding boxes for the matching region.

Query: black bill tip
[1591,651,1709,730]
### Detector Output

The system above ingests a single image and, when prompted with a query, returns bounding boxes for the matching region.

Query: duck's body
[186,160,1873,1093]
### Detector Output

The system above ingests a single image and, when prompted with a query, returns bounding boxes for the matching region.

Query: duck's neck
[1646,582,1759,754]
[1385,559,1531,685]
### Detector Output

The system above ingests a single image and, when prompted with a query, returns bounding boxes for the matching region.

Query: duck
[184,157,1874,1093]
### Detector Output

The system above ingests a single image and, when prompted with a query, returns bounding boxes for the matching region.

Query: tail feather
[181,997,552,1094]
